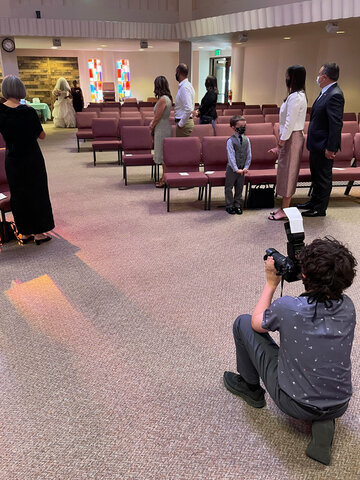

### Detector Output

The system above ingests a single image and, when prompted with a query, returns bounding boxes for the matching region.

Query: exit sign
[215,49,221,56]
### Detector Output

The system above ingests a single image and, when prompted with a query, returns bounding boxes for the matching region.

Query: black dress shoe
[34,235,52,245]
[302,210,326,217]
[226,207,235,215]
[296,201,314,209]
[233,207,243,215]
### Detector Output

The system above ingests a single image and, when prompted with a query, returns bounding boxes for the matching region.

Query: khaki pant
[176,118,194,137]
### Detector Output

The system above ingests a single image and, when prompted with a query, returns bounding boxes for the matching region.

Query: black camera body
[264,222,305,283]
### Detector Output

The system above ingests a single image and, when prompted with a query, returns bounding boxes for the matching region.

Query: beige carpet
[0,124,359,480]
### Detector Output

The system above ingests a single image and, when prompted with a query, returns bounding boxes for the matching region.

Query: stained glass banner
[117,60,131,100]
[88,59,103,103]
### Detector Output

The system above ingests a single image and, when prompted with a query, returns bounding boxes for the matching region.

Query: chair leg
[118,149,121,165]
[124,165,127,185]
[163,183,167,202]
[208,184,212,210]
[77,138,80,152]
[0,210,6,243]
[167,186,170,212]
[151,165,154,179]
[345,181,354,195]
[93,150,96,166]
[198,187,203,201]
[204,184,208,210]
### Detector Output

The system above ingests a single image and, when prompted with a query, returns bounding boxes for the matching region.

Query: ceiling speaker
[325,22,339,34]
[140,40,148,49]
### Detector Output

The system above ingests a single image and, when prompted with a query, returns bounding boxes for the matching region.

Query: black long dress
[71,86,84,112]
[0,103,55,235]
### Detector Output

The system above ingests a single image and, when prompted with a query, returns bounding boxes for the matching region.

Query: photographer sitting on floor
[223,237,357,465]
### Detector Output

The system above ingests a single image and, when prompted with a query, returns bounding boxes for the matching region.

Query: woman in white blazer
[269,65,307,220]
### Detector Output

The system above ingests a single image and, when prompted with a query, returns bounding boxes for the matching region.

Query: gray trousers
[233,315,348,421]
[225,168,245,208]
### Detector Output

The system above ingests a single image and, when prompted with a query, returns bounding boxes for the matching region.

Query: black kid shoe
[226,207,235,215]
[234,207,243,215]
[223,372,266,408]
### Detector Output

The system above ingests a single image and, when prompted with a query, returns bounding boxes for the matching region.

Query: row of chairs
[161,133,360,212]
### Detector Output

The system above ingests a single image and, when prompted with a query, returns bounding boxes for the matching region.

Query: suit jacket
[307,83,344,153]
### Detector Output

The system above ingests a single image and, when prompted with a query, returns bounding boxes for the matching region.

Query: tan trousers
[176,118,194,137]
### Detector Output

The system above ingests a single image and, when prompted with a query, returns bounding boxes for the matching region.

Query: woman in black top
[0,75,54,245]
[197,76,218,127]
[71,80,84,112]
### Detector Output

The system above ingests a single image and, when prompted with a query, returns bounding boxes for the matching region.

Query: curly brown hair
[153,76,172,102]
[299,237,357,301]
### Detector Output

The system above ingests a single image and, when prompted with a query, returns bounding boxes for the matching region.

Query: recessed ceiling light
[97,47,103,50]
[148,45,154,48]
[283,37,291,40]
[198,46,204,49]
[236,42,243,45]
[51,46,58,49]
[139,48,144,51]
[336,30,345,34]
[100,44,107,47]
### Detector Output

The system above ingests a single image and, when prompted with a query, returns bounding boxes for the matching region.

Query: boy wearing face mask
[225,115,252,215]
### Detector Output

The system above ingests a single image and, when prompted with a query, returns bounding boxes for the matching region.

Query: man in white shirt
[174,64,195,137]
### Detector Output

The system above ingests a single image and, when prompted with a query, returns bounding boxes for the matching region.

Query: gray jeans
[233,315,348,421]
[225,167,245,208]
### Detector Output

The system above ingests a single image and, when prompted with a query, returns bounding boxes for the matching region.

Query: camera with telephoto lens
[264,221,305,283]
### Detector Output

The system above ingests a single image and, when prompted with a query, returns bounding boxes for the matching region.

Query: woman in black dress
[0,75,54,245]
[197,76,218,127]
[71,80,84,112]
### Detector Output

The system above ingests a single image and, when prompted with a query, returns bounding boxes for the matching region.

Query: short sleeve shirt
[262,295,355,408]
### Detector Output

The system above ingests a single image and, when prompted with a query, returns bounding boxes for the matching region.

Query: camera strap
[280,276,285,297]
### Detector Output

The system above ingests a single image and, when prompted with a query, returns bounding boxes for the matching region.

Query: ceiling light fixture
[283,36,291,40]
[336,30,345,34]
[198,46,204,49]
[139,48,144,51]
[51,46,58,49]
[100,44,107,47]
[148,45,154,48]
[97,47,103,50]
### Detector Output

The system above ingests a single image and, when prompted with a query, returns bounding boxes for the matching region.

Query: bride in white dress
[52,77,76,128]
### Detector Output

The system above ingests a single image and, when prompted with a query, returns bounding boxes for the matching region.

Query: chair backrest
[301,134,309,167]
[341,121,359,137]
[100,107,119,112]
[121,126,153,152]
[247,135,277,169]
[142,117,153,126]
[163,137,201,172]
[76,112,98,128]
[264,114,279,124]
[222,109,243,116]
[101,103,119,109]
[217,116,232,124]
[333,133,354,167]
[147,97,157,102]
[354,133,360,162]
[0,148,9,186]
[140,107,154,113]
[216,109,223,117]
[99,111,120,119]
[243,108,262,115]
[215,124,233,136]
[262,104,278,109]
[118,117,143,137]
[244,104,261,109]
[343,112,356,121]
[244,115,265,124]
[190,124,214,140]
[139,101,155,107]
[120,111,142,117]
[229,102,246,108]
[202,136,228,171]
[245,123,273,135]
[124,98,137,103]
[92,118,118,139]
[262,107,280,115]
[0,133,5,148]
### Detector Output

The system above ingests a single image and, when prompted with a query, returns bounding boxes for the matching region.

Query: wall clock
[1,38,15,53]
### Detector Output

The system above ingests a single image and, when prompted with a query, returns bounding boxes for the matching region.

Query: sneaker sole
[223,376,266,408]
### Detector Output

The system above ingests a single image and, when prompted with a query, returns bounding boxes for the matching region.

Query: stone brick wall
[17,56,79,109]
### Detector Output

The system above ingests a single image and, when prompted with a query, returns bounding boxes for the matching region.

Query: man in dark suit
[297,63,344,217]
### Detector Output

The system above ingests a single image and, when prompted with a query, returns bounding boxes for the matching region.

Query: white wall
[232,32,360,112]
[15,48,179,105]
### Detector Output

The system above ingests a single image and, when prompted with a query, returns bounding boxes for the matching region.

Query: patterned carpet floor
[0,124,359,479]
